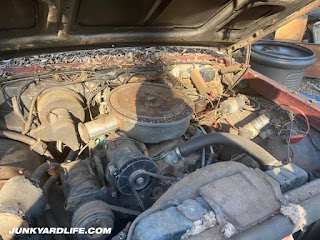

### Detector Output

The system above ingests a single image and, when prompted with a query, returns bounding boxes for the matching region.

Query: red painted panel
[244,69,320,131]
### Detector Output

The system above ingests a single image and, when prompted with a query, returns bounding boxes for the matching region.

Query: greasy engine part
[133,161,284,240]
[0,130,53,159]
[266,163,308,193]
[190,68,211,97]
[193,97,207,113]
[238,113,271,139]
[164,132,282,169]
[133,162,320,240]
[30,88,85,151]
[220,64,249,87]
[134,199,211,240]
[219,64,244,75]
[105,135,157,195]
[78,83,194,144]
[144,138,200,178]
[190,67,223,100]
[219,95,248,114]
[72,200,114,240]
[61,159,108,210]
[0,176,47,240]
[230,153,260,169]
[156,152,200,179]
[60,159,114,238]
[0,139,44,189]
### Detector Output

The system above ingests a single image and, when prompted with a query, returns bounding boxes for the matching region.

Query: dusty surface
[221,222,236,239]
[0,47,224,79]
[181,211,217,239]
[280,203,307,230]
[299,77,320,97]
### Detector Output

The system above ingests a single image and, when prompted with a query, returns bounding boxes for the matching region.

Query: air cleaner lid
[109,83,193,124]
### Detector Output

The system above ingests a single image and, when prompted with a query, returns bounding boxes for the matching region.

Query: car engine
[0,48,320,240]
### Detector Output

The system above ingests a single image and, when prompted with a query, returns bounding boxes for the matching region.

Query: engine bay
[0,47,320,240]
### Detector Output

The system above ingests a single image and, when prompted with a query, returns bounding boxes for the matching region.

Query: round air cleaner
[79,83,194,143]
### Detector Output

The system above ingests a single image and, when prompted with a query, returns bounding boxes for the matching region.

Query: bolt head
[136,177,145,186]
[119,231,126,239]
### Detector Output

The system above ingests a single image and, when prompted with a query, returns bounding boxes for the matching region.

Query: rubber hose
[42,150,78,240]
[177,133,282,169]
[43,175,59,197]
[243,96,261,111]
[65,150,77,162]
[31,162,50,182]
[0,130,53,158]
[31,162,60,183]
[232,193,320,240]
[43,150,77,197]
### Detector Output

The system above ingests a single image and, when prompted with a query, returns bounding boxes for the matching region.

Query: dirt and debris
[221,222,236,239]
[0,47,224,79]
[280,203,307,230]
[299,77,320,97]
[181,211,217,239]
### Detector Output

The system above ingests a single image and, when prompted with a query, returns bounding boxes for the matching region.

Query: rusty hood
[0,0,319,56]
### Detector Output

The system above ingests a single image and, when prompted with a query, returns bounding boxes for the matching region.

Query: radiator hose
[164,132,282,170]
[0,130,53,159]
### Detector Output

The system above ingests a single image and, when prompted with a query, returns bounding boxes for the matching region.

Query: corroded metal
[109,83,193,124]
[79,83,194,143]
[31,88,85,150]
[190,68,211,97]
[37,88,85,123]
[78,114,119,143]
[244,69,320,131]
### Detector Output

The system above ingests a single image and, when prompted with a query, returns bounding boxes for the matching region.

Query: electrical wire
[264,103,310,142]
[295,118,320,152]
[287,105,310,142]
[78,143,89,156]
[243,96,261,111]
[2,69,132,134]
[289,145,295,160]
[87,83,118,106]
[223,115,239,131]
[22,72,125,134]
[123,72,149,84]
[193,124,215,166]
[287,118,294,163]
